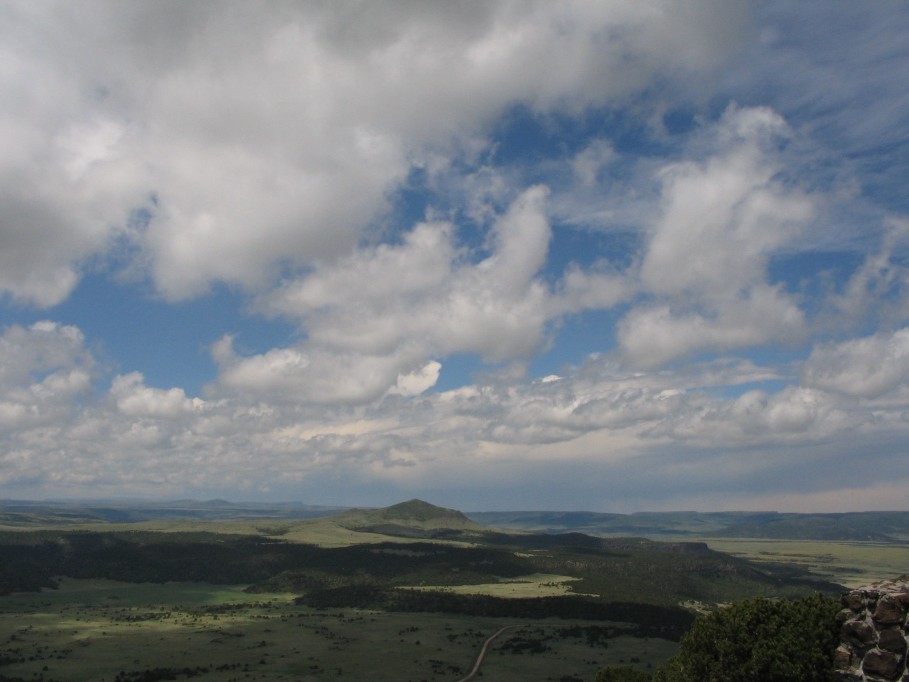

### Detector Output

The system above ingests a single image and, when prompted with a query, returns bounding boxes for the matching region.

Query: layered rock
[835,576,909,681]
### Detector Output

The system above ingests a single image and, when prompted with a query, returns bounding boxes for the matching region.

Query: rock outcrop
[835,576,909,681]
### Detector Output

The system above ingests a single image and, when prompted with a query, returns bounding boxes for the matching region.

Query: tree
[596,664,652,681]
[653,593,840,682]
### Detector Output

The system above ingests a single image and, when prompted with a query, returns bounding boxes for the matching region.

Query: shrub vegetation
[653,593,840,682]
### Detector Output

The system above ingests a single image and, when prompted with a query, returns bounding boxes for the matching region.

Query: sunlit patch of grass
[403,573,596,598]
[701,538,909,588]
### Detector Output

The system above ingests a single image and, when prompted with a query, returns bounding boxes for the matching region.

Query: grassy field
[699,538,908,588]
[0,516,458,548]
[3,501,903,681]
[405,573,593,599]
[0,578,673,682]
[6,511,902,589]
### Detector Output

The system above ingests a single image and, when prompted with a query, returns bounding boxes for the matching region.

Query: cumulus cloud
[677,386,855,443]
[0,316,906,508]
[213,339,424,406]
[617,286,804,370]
[0,321,91,383]
[472,359,860,450]
[551,263,632,314]
[223,187,555,403]
[389,361,442,398]
[0,0,747,304]
[802,328,909,399]
[3,3,909,510]
[110,372,205,419]
[0,322,94,426]
[618,105,815,367]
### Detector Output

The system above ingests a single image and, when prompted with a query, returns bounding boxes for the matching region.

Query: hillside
[330,498,487,538]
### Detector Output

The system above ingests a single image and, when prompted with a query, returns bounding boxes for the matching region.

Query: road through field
[457,625,517,681]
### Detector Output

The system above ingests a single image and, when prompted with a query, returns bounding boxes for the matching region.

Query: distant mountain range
[0,498,345,525]
[2,498,908,542]
[466,510,909,542]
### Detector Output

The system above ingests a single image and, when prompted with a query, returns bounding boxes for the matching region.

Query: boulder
[843,619,879,648]
[874,597,908,626]
[839,578,909,681]
[862,649,904,680]
[844,593,867,610]
[835,644,856,670]
[879,628,909,656]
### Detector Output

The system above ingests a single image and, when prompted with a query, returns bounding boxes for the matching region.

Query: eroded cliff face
[836,577,909,681]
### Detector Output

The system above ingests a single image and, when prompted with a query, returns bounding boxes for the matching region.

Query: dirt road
[456,625,517,681]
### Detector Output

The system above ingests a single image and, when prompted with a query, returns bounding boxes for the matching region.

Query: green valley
[0,499,902,681]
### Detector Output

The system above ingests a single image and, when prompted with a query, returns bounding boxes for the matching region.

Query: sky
[1,1,909,512]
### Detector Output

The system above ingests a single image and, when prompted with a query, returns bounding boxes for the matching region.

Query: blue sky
[2,1,909,512]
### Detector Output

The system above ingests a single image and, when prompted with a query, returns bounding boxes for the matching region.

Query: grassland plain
[2,500,896,681]
[0,578,676,682]
[275,519,907,594]
[466,508,909,589]
[85,519,905,590]
[696,537,909,588]
[467,510,909,543]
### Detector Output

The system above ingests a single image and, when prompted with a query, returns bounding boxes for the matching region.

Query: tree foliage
[596,665,652,681]
[653,594,840,682]
[298,586,693,637]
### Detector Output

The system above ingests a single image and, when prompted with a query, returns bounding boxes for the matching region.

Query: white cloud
[0,106,143,305]
[0,321,93,389]
[0,317,907,508]
[111,372,204,419]
[231,187,556,403]
[0,322,93,436]
[572,139,615,188]
[484,359,862,451]
[722,2,909,220]
[3,3,909,510]
[0,0,747,304]
[641,107,801,295]
[802,328,909,399]
[389,361,442,397]
[825,218,909,329]
[618,105,815,368]
[618,285,804,369]
[214,340,420,406]
[0,3,152,306]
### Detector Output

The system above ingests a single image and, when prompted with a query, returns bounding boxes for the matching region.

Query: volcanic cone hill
[333,499,487,538]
